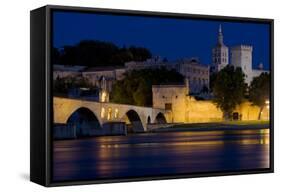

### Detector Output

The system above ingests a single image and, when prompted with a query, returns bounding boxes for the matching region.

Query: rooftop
[84,66,126,72]
[152,84,186,88]
[53,65,87,72]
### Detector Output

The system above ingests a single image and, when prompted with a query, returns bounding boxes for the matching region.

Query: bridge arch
[67,107,102,137]
[122,109,145,133]
[147,116,151,124]
[154,112,167,124]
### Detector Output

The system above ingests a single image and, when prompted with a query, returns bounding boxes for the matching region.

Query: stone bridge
[53,97,168,134]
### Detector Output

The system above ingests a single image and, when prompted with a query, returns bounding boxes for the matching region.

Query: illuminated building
[211,24,229,73]
[211,25,269,85]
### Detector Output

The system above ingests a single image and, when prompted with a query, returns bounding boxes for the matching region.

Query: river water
[52,128,270,182]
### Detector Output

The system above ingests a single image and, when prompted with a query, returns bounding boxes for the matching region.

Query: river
[52,128,270,182]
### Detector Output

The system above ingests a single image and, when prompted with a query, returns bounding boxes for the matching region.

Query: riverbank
[151,120,270,133]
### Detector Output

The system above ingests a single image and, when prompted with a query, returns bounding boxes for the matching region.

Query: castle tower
[211,25,229,73]
[231,45,253,84]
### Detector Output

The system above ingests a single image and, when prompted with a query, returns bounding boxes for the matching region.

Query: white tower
[211,25,229,73]
[231,45,253,84]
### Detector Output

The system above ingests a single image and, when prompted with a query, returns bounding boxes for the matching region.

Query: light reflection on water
[53,128,270,181]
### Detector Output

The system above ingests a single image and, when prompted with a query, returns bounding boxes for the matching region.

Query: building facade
[231,45,253,85]
[152,84,188,123]
[82,66,126,93]
[125,57,209,94]
[211,25,269,84]
[125,56,169,71]
[177,58,210,94]
[211,25,229,73]
[152,83,269,123]
[53,65,86,79]
[231,45,268,84]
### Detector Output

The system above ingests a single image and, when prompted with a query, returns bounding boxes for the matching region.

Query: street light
[265,100,270,109]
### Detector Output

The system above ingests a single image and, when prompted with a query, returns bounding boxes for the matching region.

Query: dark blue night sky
[53,11,270,69]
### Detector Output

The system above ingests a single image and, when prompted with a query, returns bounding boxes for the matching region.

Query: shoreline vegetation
[150,120,269,133]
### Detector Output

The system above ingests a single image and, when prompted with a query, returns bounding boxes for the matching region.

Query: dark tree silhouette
[248,72,270,120]
[53,76,94,95]
[209,72,218,92]
[212,65,246,120]
[53,40,152,66]
[111,67,184,106]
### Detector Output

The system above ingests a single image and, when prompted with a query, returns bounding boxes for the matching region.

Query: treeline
[111,68,185,106]
[211,65,270,120]
[52,40,152,67]
[53,76,95,95]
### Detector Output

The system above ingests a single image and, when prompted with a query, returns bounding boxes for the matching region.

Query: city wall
[152,85,269,123]
[186,97,269,123]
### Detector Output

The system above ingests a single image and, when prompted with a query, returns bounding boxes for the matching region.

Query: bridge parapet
[53,97,168,133]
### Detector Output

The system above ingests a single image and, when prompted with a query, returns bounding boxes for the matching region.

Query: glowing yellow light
[107,107,112,120]
[265,100,270,109]
[114,108,119,119]
[101,107,105,118]
[101,91,107,102]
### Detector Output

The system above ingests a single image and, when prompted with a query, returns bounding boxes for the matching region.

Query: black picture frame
[30,5,274,187]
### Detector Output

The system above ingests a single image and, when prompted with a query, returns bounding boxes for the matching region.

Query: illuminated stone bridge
[53,97,168,136]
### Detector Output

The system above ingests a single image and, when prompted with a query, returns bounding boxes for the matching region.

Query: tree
[53,76,94,95]
[133,78,150,106]
[248,72,270,120]
[111,68,184,106]
[212,65,246,120]
[128,46,152,61]
[60,46,78,66]
[53,40,152,67]
[209,72,218,92]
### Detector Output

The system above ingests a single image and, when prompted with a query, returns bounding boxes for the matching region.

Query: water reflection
[53,128,270,181]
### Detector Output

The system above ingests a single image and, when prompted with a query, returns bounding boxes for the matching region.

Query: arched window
[114,108,119,119]
[101,107,105,118]
[107,107,112,120]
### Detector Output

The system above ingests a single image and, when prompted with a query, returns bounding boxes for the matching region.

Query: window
[107,107,112,120]
[114,108,119,119]
[101,91,107,102]
[165,103,172,110]
[101,107,105,118]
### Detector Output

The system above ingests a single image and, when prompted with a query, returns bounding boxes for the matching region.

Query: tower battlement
[231,45,253,51]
